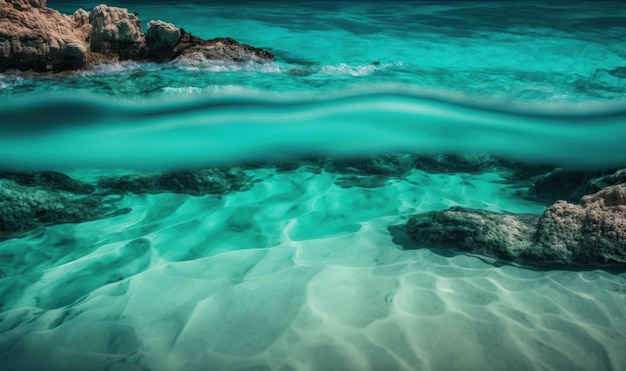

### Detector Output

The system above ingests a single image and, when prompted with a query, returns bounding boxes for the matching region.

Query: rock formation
[0,0,273,72]
[406,183,626,265]
[0,167,247,241]
[97,167,248,196]
[0,0,88,71]
[0,179,126,240]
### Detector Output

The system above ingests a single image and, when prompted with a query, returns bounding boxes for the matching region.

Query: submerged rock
[534,184,626,263]
[327,153,553,180]
[533,167,625,202]
[0,179,125,240]
[406,184,626,265]
[0,170,95,194]
[0,0,273,72]
[98,167,247,196]
[406,207,540,261]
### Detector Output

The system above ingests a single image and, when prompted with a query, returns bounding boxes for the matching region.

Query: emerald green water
[1,1,626,370]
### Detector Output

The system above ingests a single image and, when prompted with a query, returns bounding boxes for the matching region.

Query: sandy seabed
[1,167,625,370]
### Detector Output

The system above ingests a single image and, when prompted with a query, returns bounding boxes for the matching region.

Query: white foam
[173,53,281,73]
[319,61,405,77]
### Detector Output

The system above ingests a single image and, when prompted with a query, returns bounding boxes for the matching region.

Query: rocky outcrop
[0,0,88,71]
[97,167,248,196]
[88,4,144,59]
[0,179,125,240]
[406,207,541,261]
[406,183,626,265]
[0,0,273,72]
[145,20,181,61]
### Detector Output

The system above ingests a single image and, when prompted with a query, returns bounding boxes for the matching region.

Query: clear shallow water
[1,1,626,370]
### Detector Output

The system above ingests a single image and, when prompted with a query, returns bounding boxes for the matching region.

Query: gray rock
[406,184,626,265]
[146,20,180,60]
[88,4,144,59]
[534,184,626,263]
[406,207,541,261]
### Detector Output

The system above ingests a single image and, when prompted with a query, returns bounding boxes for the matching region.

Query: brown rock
[0,0,273,72]
[0,0,88,71]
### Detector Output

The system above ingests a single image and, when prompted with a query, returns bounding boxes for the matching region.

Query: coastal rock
[0,179,124,240]
[88,4,144,59]
[0,0,88,71]
[98,167,247,196]
[146,20,180,61]
[0,0,273,72]
[406,184,626,265]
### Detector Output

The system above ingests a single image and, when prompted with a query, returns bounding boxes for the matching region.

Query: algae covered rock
[0,170,95,194]
[406,184,626,265]
[98,167,248,196]
[406,207,540,261]
[0,179,124,240]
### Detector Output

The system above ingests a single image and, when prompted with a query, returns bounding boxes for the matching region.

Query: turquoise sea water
[1,1,626,370]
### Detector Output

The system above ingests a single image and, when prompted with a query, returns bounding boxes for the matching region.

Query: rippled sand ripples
[1,168,624,370]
